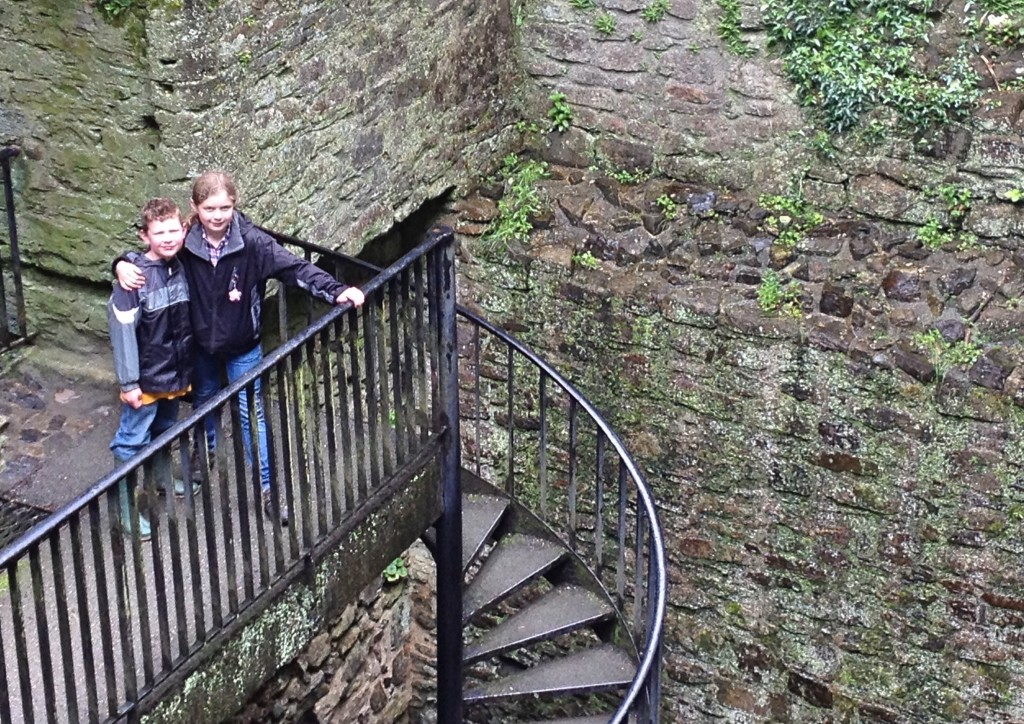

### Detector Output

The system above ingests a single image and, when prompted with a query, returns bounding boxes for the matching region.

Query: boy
[108,198,194,540]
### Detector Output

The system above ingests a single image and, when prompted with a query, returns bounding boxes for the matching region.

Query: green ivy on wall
[762,0,985,134]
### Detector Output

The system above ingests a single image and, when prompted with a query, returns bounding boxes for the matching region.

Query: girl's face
[191,189,235,240]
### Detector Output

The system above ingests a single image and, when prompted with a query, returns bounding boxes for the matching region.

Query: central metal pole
[433,227,463,723]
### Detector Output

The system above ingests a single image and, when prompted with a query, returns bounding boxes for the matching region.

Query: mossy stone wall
[463,252,1024,721]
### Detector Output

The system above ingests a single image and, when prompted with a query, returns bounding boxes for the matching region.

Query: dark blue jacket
[108,255,194,394]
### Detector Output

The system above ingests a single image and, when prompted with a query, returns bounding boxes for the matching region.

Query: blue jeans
[193,345,271,491]
[110,397,180,463]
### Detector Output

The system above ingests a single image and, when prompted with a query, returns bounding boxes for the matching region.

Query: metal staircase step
[463,643,635,703]
[463,534,565,625]
[462,492,509,572]
[464,584,614,665]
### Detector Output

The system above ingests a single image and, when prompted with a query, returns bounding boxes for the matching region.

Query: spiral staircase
[0,225,665,723]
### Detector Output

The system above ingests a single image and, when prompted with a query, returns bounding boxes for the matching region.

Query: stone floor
[0,341,120,544]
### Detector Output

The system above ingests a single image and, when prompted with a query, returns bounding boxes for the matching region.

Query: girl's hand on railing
[336,287,365,307]
[115,260,145,291]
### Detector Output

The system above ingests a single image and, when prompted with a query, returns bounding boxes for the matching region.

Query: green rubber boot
[118,478,151,541]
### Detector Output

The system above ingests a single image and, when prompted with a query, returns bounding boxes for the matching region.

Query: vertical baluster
[412,259,430,443]
[274,364,300,562]
[162,438,190,663]
[141,462,172,673]
[334,313,356,512]
[376,287,397,475]
[567,398,578,550]
[318,326,343,526]
[363,298,383,489]
[538,374,548,521]
[473,324,482,479]
[426,251,442,432]
[69,514,99,721]
[213,405,239,617]
[247,379,271,586]
[48,533,79,724]
[277,277,289,345]
[260,369,284,573]
[179,428,207,647]
[8,558,33,722]
[105,497,136,715]
[1,149,27,338]
[28,546,57,723]
[195,425,223,631]
[304,336,328,538]
[505,346,515,496]
[0,591,11,723]
[120,468,153,685]
[347,307,369,501]
[616,460,627,609]
[286,350,314,552]
[594,433,606,570]
[399,271,418,459]
[388,278,408,465]
[634,501,646,640]
[228,395,255,604]
[88,499,118,717]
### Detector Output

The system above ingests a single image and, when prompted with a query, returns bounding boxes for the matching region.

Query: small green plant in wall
[912,329,982,376]
[655,194,678,220]
[1001,187,1024,203]
[717,0,754,57]
[570,0,596,8]
[96,0,141,18]
[758,270,802,316]
[759,192,823,248]
[595,12,617,35]
[382,557,408,583]
[573,250,601,269]
[548,91,573,133]
[642,0,671,23]
[917,216,954,250]
[483,154,550,249]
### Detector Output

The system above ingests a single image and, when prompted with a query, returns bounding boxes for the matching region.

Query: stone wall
[516,0,1024,244]
[0,2,159,342]
[232,543,438,724]
[0,0,522,344]
[449,165,1024,719]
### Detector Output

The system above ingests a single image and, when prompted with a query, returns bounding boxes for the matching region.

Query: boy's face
[140,216,185,261]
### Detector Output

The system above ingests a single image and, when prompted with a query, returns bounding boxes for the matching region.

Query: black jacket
[108,255,194,394]
[121,212,348,359]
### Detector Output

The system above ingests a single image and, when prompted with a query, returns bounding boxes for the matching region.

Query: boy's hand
[122,388,144,409]
[336,287,365,308]
[116,261,145,291]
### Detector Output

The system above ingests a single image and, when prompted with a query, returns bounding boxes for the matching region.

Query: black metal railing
[0,227,459,723]
[0,145,29,352]
[457,311,667,723]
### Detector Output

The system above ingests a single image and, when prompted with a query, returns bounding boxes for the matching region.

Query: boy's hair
[191,170,238,207]
[140,198,182,232]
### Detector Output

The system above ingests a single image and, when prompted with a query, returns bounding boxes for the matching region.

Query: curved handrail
[457,306,667,722]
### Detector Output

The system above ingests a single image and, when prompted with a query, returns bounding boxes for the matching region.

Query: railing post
[433,226,463,723]
[0,146,27,343]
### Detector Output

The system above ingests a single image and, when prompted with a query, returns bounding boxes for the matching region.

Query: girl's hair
[191,170,238,206]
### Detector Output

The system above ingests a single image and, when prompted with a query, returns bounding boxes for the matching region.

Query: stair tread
[465,584,614,664]
[463,643,635,703]
[462,492,508,572]
[464,534,565,624]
